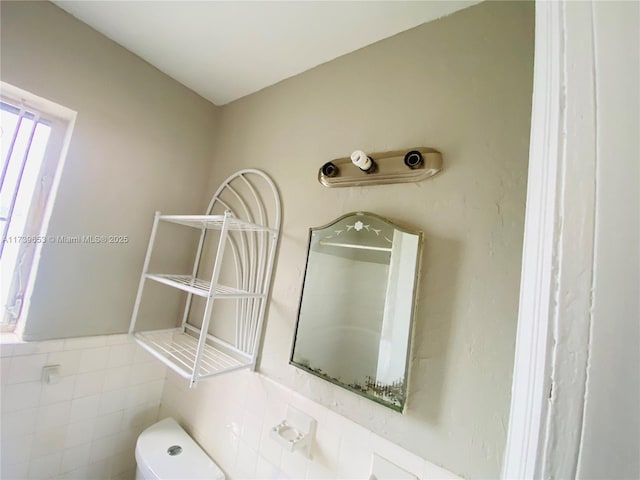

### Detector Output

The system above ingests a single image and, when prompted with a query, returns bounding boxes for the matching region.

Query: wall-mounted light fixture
[318,147,442,188]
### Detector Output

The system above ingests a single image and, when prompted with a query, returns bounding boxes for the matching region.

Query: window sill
[0,332,20,345]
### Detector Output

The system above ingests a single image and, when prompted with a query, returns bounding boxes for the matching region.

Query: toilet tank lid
[136,417,225,480]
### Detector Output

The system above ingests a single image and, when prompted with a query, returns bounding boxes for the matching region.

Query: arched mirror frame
[290,211,423,412]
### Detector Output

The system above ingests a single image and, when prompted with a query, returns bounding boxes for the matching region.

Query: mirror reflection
[291,212,422,411]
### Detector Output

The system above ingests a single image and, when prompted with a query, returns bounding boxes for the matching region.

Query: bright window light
[0,84,75,333]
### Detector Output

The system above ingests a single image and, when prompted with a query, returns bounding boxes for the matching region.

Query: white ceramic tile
[261,375,294,418]
[2,432,34,464]
[223,403,246,439]
[73,371,105,398]
[40,376,76,405]
[313,413,341,471]
[33,340,65,354]
[0,341,15,356]
[60,443,91,474]
[124,382,151,410]
[243,375,268,419]
[241,410,264,452]
[65,419,95,448]
[28,451,62,479]
[125,379,164,408]
[194,422,239,473]
[305,457,336,480]
[94,411,123,439]
[256,454,283,480]
[98,388,128,415]
[103,365,131,391]
[112,467,136,480]
[280,447,309,480]
[31,426,66,458]
[289,392,328,430]
[319,409,343,442]
[86,458,112,479]
[11,342,41,356]
[55,464,89,480]
[133,345,155,364]
[69,394,101,423]
[89,433,121,462]
[0,460,28,479]
[36,401,72,430]
[107,344,137,369]
[109,450,136,478]
[0,357,11,384]
[47,350,83,377]
[128,361,166,386]
[339,416,372,450]
[118,426,140,454]
[158,372,463,480]
[120,402,158,430]
[77,347,110,373]
[0,332,20,350]
[141,379,165,402]
[1,381,42,412]
[63,336,107,352]
[106,334,131,346]
[337,438,371,480]
[234,439,259,479]
[7,352,48,384]
[370,434,426,479]
[1,406,38,439]
[258,422,283,468]
[112,468,136,480]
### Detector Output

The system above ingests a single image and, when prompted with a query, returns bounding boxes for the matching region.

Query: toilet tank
[135,417,225,480]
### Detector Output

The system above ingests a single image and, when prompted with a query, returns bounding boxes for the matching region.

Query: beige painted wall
[0,1,219,340]
[161,1,534,478]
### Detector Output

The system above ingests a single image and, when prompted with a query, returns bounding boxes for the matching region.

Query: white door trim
[502,1,600,478]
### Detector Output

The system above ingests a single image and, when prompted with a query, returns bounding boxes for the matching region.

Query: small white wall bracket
[42,364,61,384]
[270,405,316,457]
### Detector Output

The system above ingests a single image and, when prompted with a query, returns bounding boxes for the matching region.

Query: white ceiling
[53,1,480,106]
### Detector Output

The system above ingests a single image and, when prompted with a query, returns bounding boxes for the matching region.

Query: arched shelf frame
[129,169,281,388]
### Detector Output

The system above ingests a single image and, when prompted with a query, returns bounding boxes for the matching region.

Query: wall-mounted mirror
[290,212,422,412]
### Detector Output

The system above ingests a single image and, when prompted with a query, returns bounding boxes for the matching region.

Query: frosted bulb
[351,150,372,171]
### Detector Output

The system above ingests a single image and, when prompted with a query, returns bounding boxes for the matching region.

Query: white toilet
[135,417,225,480]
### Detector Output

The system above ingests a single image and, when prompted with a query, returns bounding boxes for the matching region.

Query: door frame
[502,1,600,478]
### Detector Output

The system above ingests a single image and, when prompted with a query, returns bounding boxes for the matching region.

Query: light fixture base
[318,147,442,188]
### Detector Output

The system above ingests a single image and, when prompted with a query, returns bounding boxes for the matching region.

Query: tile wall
[0,334,167,480]
[2,334,460,480]
[160,369,460,480]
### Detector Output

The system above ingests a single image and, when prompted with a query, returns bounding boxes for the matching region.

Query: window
[0,83,76,333]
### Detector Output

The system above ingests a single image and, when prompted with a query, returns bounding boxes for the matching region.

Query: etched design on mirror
[290,212,422,412]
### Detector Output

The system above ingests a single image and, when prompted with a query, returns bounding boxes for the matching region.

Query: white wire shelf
[159,214,278,234]
[145,273,266,298]
[133,328,252,381]
[129,170,282,388]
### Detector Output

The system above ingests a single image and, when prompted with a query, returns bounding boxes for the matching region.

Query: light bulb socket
[360,157,377,174]
[404,150,424,169]
[321,162,339,177]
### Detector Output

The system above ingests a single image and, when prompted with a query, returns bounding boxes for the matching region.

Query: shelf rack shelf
[144,274,266,298]
[129,169,281,388]
[133,328,252,380]
[158,214,278,233]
